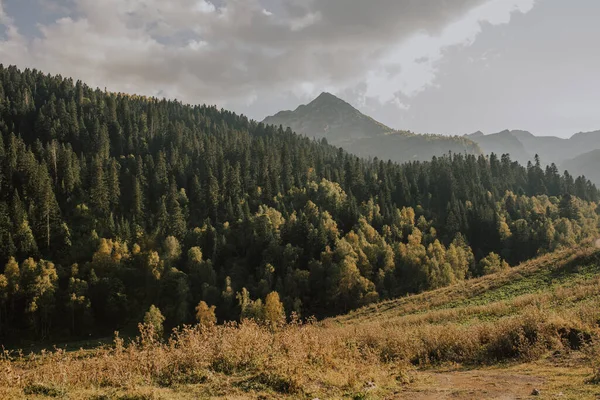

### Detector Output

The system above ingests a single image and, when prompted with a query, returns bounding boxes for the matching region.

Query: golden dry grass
[2,245,600,399]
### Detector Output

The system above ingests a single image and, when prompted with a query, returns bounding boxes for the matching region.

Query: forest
[0,64,598,341]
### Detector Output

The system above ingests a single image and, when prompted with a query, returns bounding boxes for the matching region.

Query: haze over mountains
[468,129,600,184]
[264,92,481,163]
[265,92,600,184]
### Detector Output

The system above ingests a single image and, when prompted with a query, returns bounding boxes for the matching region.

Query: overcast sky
[0,0,598,138]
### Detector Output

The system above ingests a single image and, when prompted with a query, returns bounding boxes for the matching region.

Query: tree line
[0,65,598,341]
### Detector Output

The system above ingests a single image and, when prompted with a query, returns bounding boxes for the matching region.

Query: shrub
[142,305,165,340]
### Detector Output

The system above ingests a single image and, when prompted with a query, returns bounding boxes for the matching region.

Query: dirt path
[596,238,600,248]
[395,369,544,400]
[391,352,597,399]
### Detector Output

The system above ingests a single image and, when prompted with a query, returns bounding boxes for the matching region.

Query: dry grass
[1,320,402,399]
[2,245,600,399]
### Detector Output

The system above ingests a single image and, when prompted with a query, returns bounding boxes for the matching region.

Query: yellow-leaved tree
[263,291,285,327]
[195,301,216,327]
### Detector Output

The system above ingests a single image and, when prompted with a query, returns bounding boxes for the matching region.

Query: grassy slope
[3,244,600,399]
[335,245,600,325]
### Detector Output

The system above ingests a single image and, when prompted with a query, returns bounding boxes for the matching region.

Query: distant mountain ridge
[264,92,481,163]
[263,93,599,184]
[563,150,600,186]
[468,129,600,184]
[466,130,531,165]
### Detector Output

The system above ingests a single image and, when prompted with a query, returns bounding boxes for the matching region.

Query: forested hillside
[0,65,598,341]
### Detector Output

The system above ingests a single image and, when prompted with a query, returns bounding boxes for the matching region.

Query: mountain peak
[264,92,392,146]
[307,91,353,109]
[315,91,337,100]
[493,129,535,139]
[468,131,485,137]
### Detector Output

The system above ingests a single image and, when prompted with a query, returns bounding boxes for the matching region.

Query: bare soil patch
[397,369,544,400]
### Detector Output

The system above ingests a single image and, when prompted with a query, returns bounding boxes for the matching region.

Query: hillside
[0,64,598,345]
[346,130,482,163]
[2,244,600,399]
[264,92,482,162]
[336,242,600,325]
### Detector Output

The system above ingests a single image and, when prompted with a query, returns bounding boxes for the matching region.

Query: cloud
[0,0,533,114]
[0,0,15,34]
[362,0,537,106]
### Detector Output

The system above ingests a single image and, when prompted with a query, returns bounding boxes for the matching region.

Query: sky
[0,0,598,138]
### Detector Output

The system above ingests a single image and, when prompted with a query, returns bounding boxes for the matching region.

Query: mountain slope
[347,131,481,162]
[569,130,600,160]
[469,129,600,166]
[264,92,393,146]
[264,92,481,162]
[509,130,566,161]
[467,130,532,164]
[562,149,600,185]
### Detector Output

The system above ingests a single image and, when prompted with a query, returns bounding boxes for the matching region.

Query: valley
[1,0,599,398]
[0,65,598,400]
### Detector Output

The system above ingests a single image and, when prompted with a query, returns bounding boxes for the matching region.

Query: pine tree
[90,157,109,217]
[166,183,186,239]
[106,158,121,210]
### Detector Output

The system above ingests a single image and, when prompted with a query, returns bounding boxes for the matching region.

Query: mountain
[562,149,600,185]
[264,92,393,147]
[467,130,532,164]
[569,130,600,159]
[264,92,481,162]
[468,129,600,167]
[509,130,566,162]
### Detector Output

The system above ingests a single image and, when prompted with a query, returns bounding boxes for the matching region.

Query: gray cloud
[2,0,566,136]
[0,0,488,106]
[378,0,600,138]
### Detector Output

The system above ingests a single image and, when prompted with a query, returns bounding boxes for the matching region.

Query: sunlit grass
[2,245,600,399]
